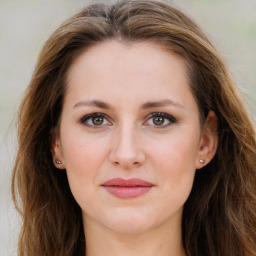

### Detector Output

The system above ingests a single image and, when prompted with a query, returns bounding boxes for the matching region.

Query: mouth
[101,178,154,199]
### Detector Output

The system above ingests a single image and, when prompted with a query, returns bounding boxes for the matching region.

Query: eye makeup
[80,113,112,128]
[79,111,177,130]
[144,112,177,128]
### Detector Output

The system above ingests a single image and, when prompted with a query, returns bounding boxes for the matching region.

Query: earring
[199,159,205,164]
[55,159,62,164]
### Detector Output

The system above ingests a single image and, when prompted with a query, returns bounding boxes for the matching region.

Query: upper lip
[102,178,154,187]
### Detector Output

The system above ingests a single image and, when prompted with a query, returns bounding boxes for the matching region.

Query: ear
[195,110,218,169]
[50,128,65,170]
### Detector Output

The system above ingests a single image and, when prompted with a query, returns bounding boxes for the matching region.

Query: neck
[83,215,186,256]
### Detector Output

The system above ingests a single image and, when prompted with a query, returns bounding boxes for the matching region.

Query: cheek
[148,132,199,198]
[150,133,199,172]
[60,130,110,202]
[61,130,109,172]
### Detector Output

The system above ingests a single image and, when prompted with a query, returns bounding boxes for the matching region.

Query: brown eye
[153,116,165,126]
[144,112,177,128]
[80,113,111,128]
[92,116,104,125]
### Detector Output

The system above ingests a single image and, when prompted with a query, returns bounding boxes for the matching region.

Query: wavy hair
[12,0,256,255]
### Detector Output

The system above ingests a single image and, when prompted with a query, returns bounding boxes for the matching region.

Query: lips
[101,178,154,199]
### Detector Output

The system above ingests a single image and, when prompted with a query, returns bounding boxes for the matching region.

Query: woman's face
[52,41,217,235]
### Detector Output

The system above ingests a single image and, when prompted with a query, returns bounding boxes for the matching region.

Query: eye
[145,112,177,128]
[80,113,112,128]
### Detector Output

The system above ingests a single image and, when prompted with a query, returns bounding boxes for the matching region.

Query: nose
[109,125,146,169]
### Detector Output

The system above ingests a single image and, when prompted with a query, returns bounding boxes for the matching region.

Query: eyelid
[79,112,176,128]
[80,113,112,128]
[144,112,177,128]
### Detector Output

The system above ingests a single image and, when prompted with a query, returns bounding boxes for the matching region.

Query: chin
[101,208,159,234]
[107,220,153,234]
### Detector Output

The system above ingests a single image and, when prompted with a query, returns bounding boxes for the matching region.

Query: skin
[52,40,218,256]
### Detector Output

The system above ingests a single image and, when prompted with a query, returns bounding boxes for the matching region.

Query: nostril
[108,140,146,168]
[113,160,142,169]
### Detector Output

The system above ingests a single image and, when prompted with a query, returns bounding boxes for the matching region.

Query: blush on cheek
[65,137,109,175]
[152,140,197,190]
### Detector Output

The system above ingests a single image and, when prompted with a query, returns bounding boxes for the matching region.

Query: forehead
[64,40,196,112]
[67,40,188,76]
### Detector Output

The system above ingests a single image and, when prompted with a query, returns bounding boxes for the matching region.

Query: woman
[12,0,256,255]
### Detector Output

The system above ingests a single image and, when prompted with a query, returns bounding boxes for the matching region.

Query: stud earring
[199,159,205,164]
[55,159,62,164]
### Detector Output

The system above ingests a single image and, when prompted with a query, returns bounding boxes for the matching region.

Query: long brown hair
[12,0,256,255]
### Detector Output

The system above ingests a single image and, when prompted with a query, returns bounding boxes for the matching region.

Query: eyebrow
[141,99,184,109]
[73,99,184,110]
[73,100,113,110]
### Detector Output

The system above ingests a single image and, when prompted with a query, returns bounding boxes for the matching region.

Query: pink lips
[101,178,154,199]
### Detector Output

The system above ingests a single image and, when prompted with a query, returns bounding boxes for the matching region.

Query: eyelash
[145,112,177,128]
[79,112,177,128]
[80,113,112,128]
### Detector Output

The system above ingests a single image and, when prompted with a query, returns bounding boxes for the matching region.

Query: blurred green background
[0,0,255,255]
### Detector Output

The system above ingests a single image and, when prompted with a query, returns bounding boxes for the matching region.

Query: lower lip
[102,186,153,199]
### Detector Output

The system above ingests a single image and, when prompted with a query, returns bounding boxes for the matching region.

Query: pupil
[93,117,103,125]
[154,116,164,125]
